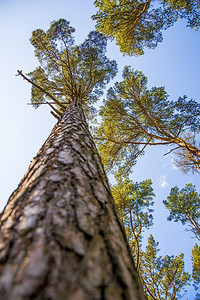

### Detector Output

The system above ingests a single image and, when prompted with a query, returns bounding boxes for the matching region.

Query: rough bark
[0,102,145,300]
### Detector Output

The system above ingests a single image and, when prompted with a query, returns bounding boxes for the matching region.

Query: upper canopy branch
[95,67,200,174]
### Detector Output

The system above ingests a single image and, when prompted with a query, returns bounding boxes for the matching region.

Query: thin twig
[163,146,181,156]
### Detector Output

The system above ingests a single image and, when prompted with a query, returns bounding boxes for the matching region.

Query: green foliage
[111,175,190,299]
[28,19,117,118]
[164,184,200,240]
[93,0,200,55]
[140,235,191,299]
[111,174,154,267]
[163,0,200,28]
[95,66,200,174]
[192,244,200,294]
[112,174,154,226]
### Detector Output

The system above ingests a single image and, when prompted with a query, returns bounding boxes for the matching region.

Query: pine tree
[164,183,200,240]
[93,0,200,56]
[111,174,154,270]
[140,235,190,300]
[192,243,200,297]
[0,19,145,300]
[95,67,200,174]
[111,175,191,299]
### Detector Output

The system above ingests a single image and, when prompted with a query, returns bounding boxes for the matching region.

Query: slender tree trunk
[0,102,145,300]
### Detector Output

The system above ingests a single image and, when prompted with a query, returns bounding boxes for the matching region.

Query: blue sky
[0,0,200,298]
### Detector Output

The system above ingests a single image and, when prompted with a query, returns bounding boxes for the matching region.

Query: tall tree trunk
[0,103,145,300]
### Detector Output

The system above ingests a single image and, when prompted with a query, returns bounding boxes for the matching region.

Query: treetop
[18,19,118,120]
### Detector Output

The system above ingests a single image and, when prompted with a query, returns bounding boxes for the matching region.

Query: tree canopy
[164,183,200,297]
[17,19,117,120]
[192,243,200,295]
[111,174,155,268]
[163,183,200,240]
[111,175,191,299]
[140,235,190,299]
[93,0,200,55]
[95,66,200,174]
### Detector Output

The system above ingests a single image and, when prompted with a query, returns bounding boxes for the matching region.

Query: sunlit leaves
[95,66,200,174]
[93,0,164,55]
[93,0,200,56]
[192,244,200,294]
[163,183,200,240]
[111,174,154,270]
[28,19,117,118]
[140,235,191,299]
[30,19,75,66]
[111,172,191,298]
[112,174,154,229]
[163,0,200,29]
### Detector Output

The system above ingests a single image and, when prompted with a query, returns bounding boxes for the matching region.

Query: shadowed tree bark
[0,102,145,300]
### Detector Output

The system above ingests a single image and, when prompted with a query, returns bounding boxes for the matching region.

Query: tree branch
[50,110,61,121]
[47,101,64,117]
[16,70,66,111]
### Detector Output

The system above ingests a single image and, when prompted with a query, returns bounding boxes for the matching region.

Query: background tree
[0,19,146,300]
[163,183,200,240]
[95,66,200,174]
[111,175,191,299]
[192,243,200,297]
[164,184,200,297]
[139,235,190,300]
[93,0,200,55]
[111,174,155,269]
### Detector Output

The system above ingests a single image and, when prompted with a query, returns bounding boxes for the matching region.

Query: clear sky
[0,0,200,298]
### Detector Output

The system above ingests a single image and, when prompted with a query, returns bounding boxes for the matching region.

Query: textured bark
[0,103,145,300]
